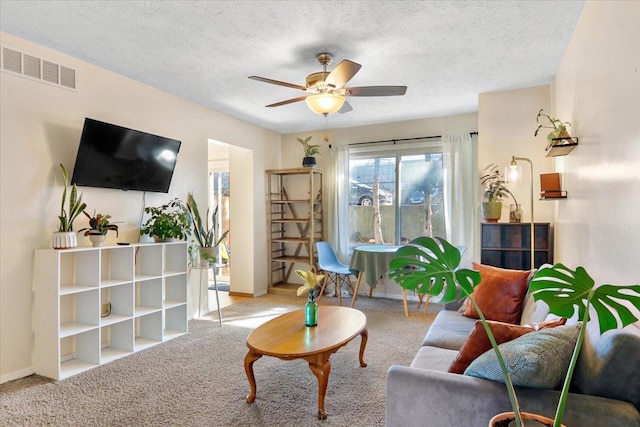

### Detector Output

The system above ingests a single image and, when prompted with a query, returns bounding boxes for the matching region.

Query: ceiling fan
[249,53,407,115]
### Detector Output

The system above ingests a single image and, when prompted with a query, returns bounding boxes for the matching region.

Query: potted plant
[77,210,119,247]
[185,192,229,266]
[295,267,325,327]
[491,263,640,427]
[297,136,321,168]
[53,164,87,249]
[389,237,640,427]
[534,109,572,149]
[139,198,191,242]
[480,164,516,223]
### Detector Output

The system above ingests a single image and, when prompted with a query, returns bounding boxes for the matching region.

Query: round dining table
[348,244,401,307]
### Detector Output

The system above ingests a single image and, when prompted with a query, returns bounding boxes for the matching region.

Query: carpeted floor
[0,293,437,426]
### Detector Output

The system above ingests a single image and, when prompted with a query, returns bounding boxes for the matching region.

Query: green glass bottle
[305,290,318,327]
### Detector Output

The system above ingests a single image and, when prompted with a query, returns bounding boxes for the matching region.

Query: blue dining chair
[315,241,353,305]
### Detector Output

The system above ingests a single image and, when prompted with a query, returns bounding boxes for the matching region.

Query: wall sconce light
[305,93,346,115]
[506,156,535,269]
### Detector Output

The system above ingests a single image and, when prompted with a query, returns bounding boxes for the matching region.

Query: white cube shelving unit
[34,241,188,380]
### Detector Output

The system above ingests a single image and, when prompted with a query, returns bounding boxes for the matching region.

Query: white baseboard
[1,367,34,384]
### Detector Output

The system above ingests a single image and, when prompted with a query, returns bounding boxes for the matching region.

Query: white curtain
[442,133,477,268]
[326,144,350,262]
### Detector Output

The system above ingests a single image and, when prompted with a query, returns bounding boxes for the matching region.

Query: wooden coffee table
[244,305,368,420]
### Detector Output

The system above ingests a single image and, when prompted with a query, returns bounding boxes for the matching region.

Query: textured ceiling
[1,1,585,134]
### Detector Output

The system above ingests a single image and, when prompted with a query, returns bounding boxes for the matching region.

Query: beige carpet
[0,293,437,426]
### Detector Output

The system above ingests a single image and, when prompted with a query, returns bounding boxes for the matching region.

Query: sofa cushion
[422,309,477,350]
[464,263,530,324]
[464,324,580,389]
[573,324,640,411]
[410,346,459,372]
[448,318,568,374]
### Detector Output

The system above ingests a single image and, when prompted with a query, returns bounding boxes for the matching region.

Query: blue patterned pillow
[464,324,581,389]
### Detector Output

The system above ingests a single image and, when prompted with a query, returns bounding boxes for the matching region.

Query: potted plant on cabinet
[139,198,191,242]
[480,164,516,223]
[185,192,229,266]
[389,237,640,427]
[297,136,321,168]
[53,164,87,249]
[534,109,572,149]
[77,210,119,247]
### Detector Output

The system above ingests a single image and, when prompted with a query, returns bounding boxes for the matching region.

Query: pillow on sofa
[464,324,580,389]
[463,263,531,324]
[448,318,567,374]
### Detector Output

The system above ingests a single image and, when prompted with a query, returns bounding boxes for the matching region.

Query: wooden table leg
[244,350,262,403]
[308,360,331,420]
[402,289,409,317]
[359,328,368,367]
[351,272,363,308]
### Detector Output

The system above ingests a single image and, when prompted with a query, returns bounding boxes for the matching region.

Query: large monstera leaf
[530,263,640,334]
[389,237,480,303]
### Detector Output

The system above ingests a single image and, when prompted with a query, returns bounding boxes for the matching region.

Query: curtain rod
[348,131,478,146]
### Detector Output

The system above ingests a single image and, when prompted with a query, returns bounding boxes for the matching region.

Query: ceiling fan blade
[338,100,353,114]
[325,60,361,88]
[265,96,307,108]
[248,76,307,91]
[346,86,407,96]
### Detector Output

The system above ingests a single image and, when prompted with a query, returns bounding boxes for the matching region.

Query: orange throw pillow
[463,263,531,324]
[448,318,567,374]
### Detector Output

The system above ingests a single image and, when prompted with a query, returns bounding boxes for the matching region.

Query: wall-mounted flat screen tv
[71,118,181,193]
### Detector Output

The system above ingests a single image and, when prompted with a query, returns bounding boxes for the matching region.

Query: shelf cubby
[164,304,187,339]
[135,311,163,351]
[59,329,100,380]
[100,246,134,286]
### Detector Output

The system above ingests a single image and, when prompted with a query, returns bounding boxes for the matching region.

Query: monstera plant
[528,264,640,427]
[389,236,640,427]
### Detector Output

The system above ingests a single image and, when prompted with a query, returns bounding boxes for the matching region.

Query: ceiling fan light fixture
[305,93,346,115]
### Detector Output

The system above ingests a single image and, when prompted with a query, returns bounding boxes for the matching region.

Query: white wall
[0,32,280,382]
[552,1,640,285]
[477,86,557,262]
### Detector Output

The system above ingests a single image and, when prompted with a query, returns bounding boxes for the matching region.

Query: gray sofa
[386,301,640,427]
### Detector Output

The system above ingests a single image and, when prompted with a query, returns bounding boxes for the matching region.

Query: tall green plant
[530,265,640,427]
[480,164,516,203]
[389,237,524,427]
[186,192,229,248]
[58,164,86,232]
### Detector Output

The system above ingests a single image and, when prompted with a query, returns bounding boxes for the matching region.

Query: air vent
[1,45,77,91]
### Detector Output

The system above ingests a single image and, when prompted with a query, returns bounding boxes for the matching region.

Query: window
[347,141,444,248]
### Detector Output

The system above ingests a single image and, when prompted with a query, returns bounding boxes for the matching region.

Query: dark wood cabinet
[480,223,552,270]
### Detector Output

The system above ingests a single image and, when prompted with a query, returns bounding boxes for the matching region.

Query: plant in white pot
[77,210,119,247]
[186,192,229,266]
[297,136,321,168]
[480,164,516,223]
[54,164,87,249]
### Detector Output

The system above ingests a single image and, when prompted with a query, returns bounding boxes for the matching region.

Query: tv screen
[71,118,181,193]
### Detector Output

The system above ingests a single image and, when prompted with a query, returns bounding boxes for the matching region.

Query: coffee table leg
[244,350,262,403]
[359,328,368,367]
[309,360,331,420]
